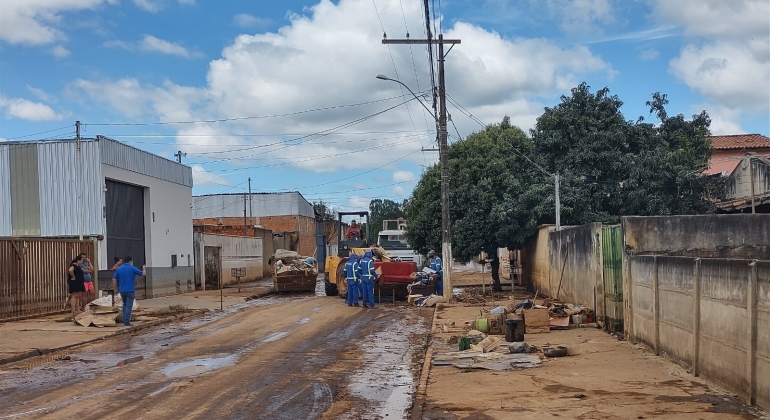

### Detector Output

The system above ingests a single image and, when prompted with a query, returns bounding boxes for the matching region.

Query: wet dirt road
[0,293,432,420]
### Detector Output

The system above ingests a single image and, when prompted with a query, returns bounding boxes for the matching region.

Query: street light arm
[376,75,437,122]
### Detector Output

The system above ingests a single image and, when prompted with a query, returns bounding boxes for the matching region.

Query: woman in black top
[68,255,86,317]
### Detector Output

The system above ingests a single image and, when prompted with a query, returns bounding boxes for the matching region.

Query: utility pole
[76,121,83,241]
[555,173,561,230]
[174,150,187,163]
[243,193,248,236]
[383,34,460,303]
[248,177,253,220]
[748,155,756,214]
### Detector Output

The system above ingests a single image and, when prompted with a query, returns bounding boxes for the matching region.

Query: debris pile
[272,249,318,276]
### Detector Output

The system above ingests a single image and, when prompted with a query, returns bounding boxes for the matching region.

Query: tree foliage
[367,199,406,240]
[406,83,725,264]
[406,117,538,263]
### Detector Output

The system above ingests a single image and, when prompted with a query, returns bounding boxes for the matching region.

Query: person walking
[344,254,360,307]
[428,250,443,295]
[359,249,377,309]
[67,255,86,318]
[78,253,94,311]
[111,256,146,327]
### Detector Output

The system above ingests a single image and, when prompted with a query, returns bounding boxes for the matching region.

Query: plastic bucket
[474,317,489,333]
[505,319,525,342]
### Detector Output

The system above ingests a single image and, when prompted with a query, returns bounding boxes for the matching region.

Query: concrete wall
[100,165,194,296]
[193,233,264,287]
[622,215,770,259]
[627,256,769,410]
[522,225,554,293]
[546,223,604,320]
[728,157,770,200]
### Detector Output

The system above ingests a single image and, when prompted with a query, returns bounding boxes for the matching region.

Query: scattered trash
[489,306,506,315]
[574,394,588,399]
[510,299,534,312]
[434,351,542,371]
[508,342,532,354]
[443,319,455,326]
[417,295,445,307]
[543,346,568,358]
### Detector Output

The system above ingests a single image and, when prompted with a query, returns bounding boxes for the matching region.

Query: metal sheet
[99,137,193,187]
[37,140,103,237]
[0,146,11,236]
[9,143,41,236]
[192,192,314,218]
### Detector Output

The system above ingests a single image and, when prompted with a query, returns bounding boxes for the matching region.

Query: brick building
[192,192,317,257]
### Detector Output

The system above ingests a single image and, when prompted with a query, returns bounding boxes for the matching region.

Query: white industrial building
[0,136,194,298]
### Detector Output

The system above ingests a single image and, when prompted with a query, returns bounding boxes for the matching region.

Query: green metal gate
[601,225,624,333]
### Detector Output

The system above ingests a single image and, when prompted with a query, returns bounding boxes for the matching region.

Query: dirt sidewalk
[417,298,766,419]
[0,286,272,366]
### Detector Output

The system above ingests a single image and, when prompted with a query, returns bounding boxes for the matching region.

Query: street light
[376,75,437,122]
[376,73,453,302]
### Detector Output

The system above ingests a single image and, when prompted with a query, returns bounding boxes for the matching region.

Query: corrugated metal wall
[99,137,193,187]
[192,192,314,219]
[37,140,103,236]
[9,143,41,236]
[0,146,11,236]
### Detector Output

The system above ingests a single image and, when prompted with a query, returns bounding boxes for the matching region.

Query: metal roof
[97,136,193,187]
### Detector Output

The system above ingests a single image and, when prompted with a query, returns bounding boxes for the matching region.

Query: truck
[376,219,423,269]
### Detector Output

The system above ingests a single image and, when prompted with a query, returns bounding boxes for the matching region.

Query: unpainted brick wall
[194,215,318,257]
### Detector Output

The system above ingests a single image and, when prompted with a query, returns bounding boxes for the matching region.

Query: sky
[1,0,768,212]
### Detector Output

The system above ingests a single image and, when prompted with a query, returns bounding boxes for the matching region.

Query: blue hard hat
[349,254,358,262]
[364,250,373,258]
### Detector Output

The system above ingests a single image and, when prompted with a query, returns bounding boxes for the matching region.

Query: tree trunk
[490,256,502,291]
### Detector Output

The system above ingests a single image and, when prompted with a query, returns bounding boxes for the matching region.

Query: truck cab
[377,220,423,268]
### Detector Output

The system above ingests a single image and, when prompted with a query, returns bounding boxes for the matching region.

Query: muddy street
[0,293,432,420]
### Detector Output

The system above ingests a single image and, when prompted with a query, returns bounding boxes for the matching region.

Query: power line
[193,180,248,202]
[3,125,73,141]
[81,93,417,127]
[186,96,419,164]
[372,0,420,143]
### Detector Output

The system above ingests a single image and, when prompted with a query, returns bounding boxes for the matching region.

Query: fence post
[693,258,701,377]
[624,254,634,342]
[748,260,758,406]
[653,255,660,356]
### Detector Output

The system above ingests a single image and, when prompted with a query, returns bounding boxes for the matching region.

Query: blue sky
[1,0,768,211]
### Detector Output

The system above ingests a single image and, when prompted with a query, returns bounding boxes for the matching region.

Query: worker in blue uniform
[359,249,377,308]
[344,254,360,307]
[428,249,443,295]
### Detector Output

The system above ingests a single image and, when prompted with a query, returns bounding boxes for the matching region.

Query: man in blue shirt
[429,249,443,295]
[359,250,377,309]
[112,256,146,327]
[344,254,360,307]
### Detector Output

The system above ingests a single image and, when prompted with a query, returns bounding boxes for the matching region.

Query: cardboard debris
[74,311,117,327]
[550,316,570,330]
[523,308,550,334]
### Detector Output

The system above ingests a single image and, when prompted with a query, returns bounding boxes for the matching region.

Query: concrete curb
[410,304,442,420]
[0,289,275,368]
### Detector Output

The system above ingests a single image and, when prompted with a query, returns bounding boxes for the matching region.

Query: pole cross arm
[382,39,461,44]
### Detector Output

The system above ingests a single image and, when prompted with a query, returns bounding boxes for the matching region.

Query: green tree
[528,83,723,225]
[406,117,538,290]
[367,199,406,240]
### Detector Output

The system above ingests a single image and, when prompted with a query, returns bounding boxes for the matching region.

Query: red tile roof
[710,134,770,150]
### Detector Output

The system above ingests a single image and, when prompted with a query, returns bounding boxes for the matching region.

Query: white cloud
[347,196,371,210]
[73,0,611,174]
[51,45,71,58]
[139,35,199,57]
[392,185,405,195]
[392,170,416,182]
[133,0,160,13]
[105,35,201,58]
[0,96,61,121]
[546,0,615,34]
[191,165,230,186]
[638,48,659,61]
[651,0,770,132]
[0,0,113,45]
[233,13,272,29]
[701,104,745,135]
[27,85,54,103]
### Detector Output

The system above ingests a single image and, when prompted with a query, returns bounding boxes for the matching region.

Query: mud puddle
[161,355,236,378]
[345,308,431,419]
